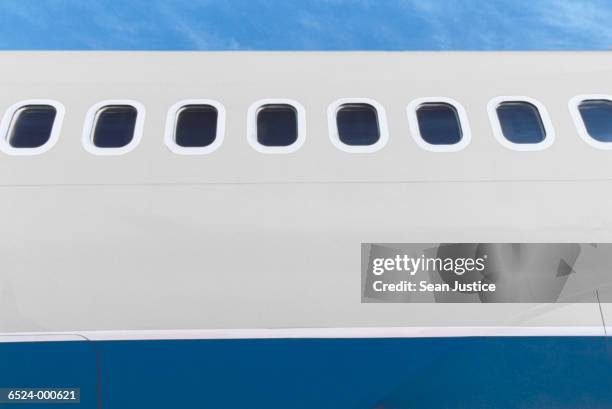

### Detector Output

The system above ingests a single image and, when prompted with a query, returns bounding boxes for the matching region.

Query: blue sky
[0,0,611,50]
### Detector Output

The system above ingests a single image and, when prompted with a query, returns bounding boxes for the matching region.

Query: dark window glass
[578,100,612,142]
[496,102,546,144]
[8,105,57,148]
[92,105,137,148]
[416,103,462,145]
[256,104,297,147]
[175,105,218,147]
[336,104,380,146]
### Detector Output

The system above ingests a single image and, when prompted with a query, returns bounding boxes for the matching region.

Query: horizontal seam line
[0,178,612,188]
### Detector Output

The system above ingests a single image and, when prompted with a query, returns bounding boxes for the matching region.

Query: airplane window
[7,105,57,148]
[336,104,380,145]
[496,102,546,143]
[578,99,612,142]
[256,104,298,146]
[92,105,138,148]
[416,103,462,145]
[175,105,218,147]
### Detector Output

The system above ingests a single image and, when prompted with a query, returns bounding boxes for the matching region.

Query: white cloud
[0,0,610,50]
[529,0,612,48]
[400,0,612,49]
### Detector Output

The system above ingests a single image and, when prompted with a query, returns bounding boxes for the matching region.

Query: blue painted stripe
[1,337,611,408]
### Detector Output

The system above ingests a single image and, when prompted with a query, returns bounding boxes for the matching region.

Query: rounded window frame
[568,94,612,150]
[247,98,306,154]
[327,98,389,153]
[487,96,555,151]
[0,99,65,156]
[406,97,472,152]
[164,99,225,155]
[82,99,146,156]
